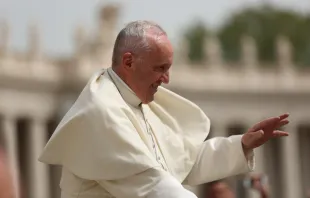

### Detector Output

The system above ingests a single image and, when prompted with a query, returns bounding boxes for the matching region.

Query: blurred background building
[0,1,310,198]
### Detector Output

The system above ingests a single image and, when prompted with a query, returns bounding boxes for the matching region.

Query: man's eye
[154,66,167,72]
[159,66,165,71]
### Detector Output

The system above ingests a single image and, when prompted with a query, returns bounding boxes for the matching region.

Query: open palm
[242,113,289,150]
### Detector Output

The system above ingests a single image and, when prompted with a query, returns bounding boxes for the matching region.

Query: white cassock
[39,67,255,198]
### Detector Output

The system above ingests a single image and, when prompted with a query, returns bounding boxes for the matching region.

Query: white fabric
[99,168,198,198]
[39,67,210,181]
[108,68,168,170]
[59,167,198,198]
[184,136,254,185]
[39,67,254,198]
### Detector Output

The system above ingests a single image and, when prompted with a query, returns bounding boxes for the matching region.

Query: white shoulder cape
[39,69,210,182]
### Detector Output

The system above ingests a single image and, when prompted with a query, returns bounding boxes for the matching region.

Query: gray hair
[111,20,167,66]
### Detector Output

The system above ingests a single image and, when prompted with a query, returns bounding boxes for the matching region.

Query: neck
[112,66,128,84]
[112,66,136,95]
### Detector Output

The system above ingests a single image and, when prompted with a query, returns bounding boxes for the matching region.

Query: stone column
[281,124,302,198]
[241,35,257,71]
[74,25,86,58]
[215,123,227,137]
[0,20,10,58]
[241,35,259,88]
[299,127,310,197]
[276,36,295,88]
[28,118,50,198]
[2,116,20,198]
[204,36,223,71]
[176,38,190,66]
[27,23,42,62]
[276,36,293,71]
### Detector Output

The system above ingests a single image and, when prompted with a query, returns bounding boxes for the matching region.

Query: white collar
[107,67,141,108]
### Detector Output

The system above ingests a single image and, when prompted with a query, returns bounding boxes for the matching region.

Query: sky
[0,0,309,57]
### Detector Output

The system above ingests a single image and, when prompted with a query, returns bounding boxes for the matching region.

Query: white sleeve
[98,167,198,198]
[183,135,255,186]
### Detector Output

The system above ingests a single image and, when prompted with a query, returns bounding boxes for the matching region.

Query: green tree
[183,21,209,64]
[183,5,310,67]
[217,5,310,67]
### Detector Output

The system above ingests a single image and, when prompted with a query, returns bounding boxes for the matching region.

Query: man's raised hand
[241,113,289,150]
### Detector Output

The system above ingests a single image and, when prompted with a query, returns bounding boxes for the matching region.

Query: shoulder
[72,69,129,117]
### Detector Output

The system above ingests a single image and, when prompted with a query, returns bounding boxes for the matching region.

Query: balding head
[112,20,167,67]
[111,20,173,104]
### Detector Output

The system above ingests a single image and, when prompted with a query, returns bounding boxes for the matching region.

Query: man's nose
[161,71,169,84]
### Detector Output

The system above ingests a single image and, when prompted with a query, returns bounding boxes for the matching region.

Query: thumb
[243,130,265,150]
[251,130,264,141]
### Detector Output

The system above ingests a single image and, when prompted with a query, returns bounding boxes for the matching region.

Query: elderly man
[39,21,289,198]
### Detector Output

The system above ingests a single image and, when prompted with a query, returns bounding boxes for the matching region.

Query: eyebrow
[156,63,170,67]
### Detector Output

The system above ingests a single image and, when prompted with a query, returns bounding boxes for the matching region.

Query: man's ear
[122,52,133,69]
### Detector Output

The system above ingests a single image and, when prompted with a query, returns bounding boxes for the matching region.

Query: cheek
[140,73,159,85]
[134,75,152,90]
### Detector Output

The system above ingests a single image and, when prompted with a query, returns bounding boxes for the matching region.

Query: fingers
[272,130,289,137]
[251,117,279,131]
[278,113,289,120]
[251,113,290,131]
[275,113,290,128]
[242,130,265,150]
[276,119,289,128]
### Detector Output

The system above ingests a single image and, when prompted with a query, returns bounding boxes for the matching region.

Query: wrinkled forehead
[145,29,172,48]
[147,34,173,56]
[152,41,173,67]
[156,39,173,55]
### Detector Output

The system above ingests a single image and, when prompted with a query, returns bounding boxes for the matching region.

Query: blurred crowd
[0,145,309,198]
[202,174,269,198]
[202,175,310,198]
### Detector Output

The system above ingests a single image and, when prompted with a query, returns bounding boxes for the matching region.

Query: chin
[143,95,155,104]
